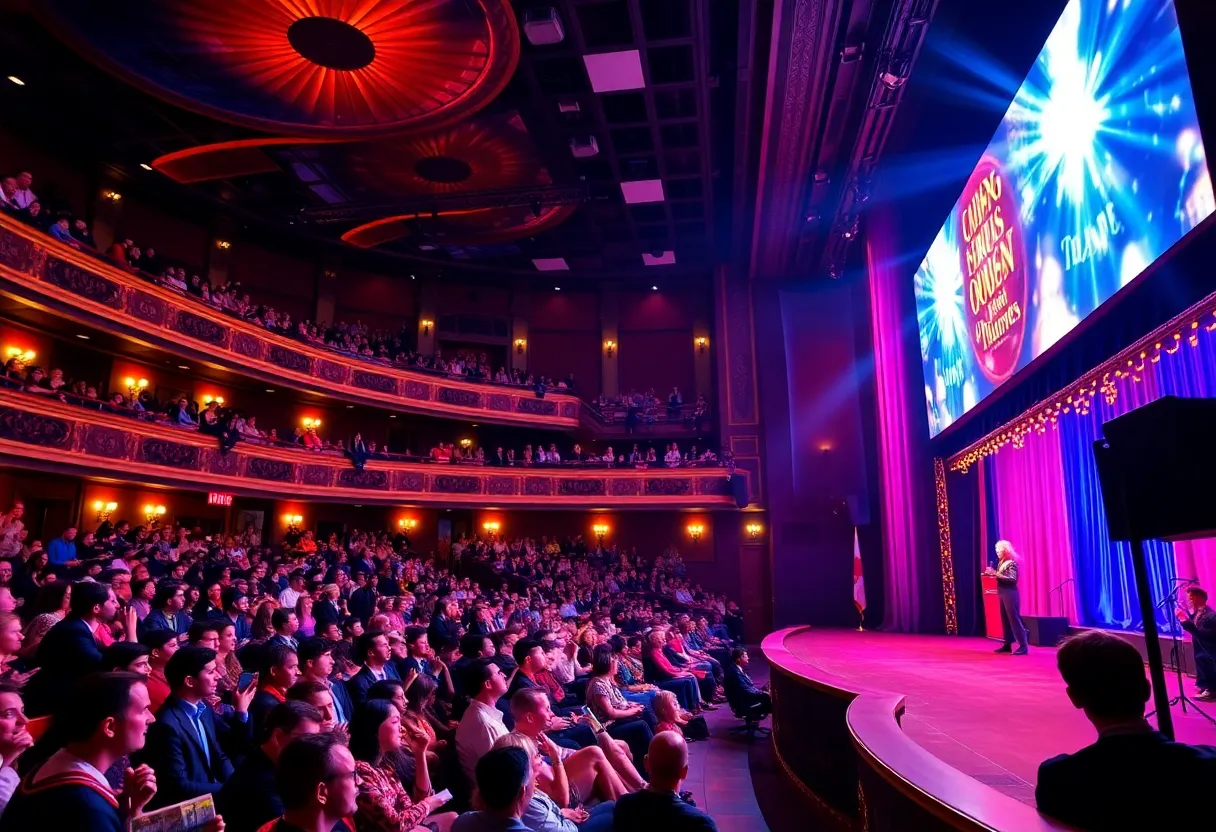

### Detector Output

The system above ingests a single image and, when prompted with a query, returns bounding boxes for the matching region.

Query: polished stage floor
[785,629,1216,805]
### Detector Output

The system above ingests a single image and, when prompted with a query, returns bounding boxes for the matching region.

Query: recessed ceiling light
[139,163,153,171]
[621,180,664,204]
[554,286,561,291]
[389,414,397,419]
[177,365,190,370]
[651,285,658,291]
[583,50,644,93]
[410,274,416,280]
[6,77,23,86]
[75,334,90,340]
[471,424,478,427]
[345,405,354,409]
[266,389,275,393]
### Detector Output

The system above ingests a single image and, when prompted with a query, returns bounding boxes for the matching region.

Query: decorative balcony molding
[0,213,580,428]
[0,389,743,509]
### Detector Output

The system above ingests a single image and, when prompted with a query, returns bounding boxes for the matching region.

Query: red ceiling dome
[39,0,520,138]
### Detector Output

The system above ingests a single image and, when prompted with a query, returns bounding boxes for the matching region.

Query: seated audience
[218,699,323,830]
[452,746,534,832]
[265,731,360,832]
[492,732,615,832]
[722,648,771,720]
[348,630,403,705]
[456,657,510,785]
[612,731,716,831]
[26,581,117,716]
[0,683,31,816]
[1036,630,1216,829]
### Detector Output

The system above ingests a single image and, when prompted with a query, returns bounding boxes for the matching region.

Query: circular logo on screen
[957,156,1028,384]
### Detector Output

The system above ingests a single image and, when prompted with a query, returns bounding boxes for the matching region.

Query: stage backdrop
[965,295,1216,631]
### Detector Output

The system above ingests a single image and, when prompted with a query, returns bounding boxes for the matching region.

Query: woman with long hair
[348,699,457,832]
[642,629,715,710]
[295,593,316,639]
[251,599,276,641]
[213,620,243,697]
[987,540,1029,655]
[21,582,70,658]
[585,644,654,769]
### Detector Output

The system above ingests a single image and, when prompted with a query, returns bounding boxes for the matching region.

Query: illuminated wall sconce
[398,518,418,532]
[686,523,704,542]
[215,239,232,250]
[202,394,225,406]
[143,504,166,524]
[93,500,118,521]
[483,521,501,534]
[322,269,337,280]
[5,347,35,363]
[124,377,149,396]
[696,336,708,354]
[283,513,303,526]
[460,438,473,449]
[745,522,764,540]
[420,319,434,335]
[604,339,616,358]
[592,523,609,545]
[302,417,322,429]
[514,338,527,354]
[103,190,122,203]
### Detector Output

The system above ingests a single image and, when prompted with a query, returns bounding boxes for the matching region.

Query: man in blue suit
[139,580,190,641]
[297,637,353,726]
[26,581,118,716]
[346,630,400,705]
[722,648,771,718]
[1036,630,1216,829]
[135,645,256,809]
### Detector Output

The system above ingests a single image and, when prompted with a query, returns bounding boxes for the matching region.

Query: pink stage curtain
[990,429,1079,623]
[866,210,938,632]
[1174,539,1216,593]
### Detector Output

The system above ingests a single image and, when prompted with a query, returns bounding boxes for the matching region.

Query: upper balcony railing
[0,212,581,428]
[0,386,743,508]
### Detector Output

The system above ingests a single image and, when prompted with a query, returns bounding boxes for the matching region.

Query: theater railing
[0,388,742,508]
[761,627,1072,832]
[0,213,580,428]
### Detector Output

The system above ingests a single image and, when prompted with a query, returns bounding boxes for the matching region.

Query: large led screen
[916,0,1213,437]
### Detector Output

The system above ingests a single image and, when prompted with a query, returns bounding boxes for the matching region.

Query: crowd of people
[0,356,727,473]
[0,502,763,831]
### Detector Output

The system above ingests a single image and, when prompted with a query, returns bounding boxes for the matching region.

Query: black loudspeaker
[731,475,749,508]
[1024,616,1070,647]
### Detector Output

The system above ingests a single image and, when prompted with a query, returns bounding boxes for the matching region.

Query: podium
[981,575,1003,640]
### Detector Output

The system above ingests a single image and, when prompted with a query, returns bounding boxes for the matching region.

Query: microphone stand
[1146,580,1216,728]
[1049,578,1075,618]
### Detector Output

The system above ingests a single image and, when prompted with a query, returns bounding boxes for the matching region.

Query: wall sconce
[124,377,149,396]
[592,523,609,545]
[483,521,500,534]
[302,417,322,429]
[322,269,337,280]
[745,522,764,540]
[215,239,232,250]
[686,523,704,542]
[398,518,418,532]
[460,438,473,449]
[143,504,166,524]
[420,319,433,336]
[93,500,118,522]
[283,513,303,526]
[696,336,708,354]
[103,190,122,203]
[202,394,226,406]
[604,339,616,358]
[5,347,35,363]
[514,338,527,354]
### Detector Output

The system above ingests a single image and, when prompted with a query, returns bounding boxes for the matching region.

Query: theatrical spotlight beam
[810,0,940,279]
[300,184,587,226]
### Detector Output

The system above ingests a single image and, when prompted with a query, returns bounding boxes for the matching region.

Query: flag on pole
[853,527,867,616]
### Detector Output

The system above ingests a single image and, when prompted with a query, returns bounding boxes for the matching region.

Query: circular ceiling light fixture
[287,16,376,71]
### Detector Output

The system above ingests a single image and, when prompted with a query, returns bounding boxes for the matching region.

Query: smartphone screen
[238,671,255,690]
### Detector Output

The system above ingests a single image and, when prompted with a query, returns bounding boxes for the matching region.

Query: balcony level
[0,213,581,429]
[0,387,745,509]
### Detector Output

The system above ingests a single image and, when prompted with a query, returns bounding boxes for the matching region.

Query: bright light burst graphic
[914,0,1214,436]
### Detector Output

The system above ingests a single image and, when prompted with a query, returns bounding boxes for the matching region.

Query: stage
[781,628,1216,806]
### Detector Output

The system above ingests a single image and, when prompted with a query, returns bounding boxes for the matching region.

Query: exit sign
[208,492,234,507]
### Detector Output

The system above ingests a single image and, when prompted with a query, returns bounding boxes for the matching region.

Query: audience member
[265,731,360,832]
[612,732,716,832]
[452,746,533,832]
[218,699,322,830]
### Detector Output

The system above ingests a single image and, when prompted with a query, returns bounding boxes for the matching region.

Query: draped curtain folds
[984,294,1216,632]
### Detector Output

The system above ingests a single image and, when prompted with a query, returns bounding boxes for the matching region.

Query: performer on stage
[1176,586,1216,701]
[986,540,1028,655]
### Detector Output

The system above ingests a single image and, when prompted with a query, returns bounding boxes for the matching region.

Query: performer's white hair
[995,540,1019,560]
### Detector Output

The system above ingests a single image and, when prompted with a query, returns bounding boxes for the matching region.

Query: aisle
[681,657,771,832]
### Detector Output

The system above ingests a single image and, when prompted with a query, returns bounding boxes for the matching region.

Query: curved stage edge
[761,627,1071,831]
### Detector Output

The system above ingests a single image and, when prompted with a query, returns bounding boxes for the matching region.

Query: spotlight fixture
[6,76,24,86]
[265,388,276,393]
[177,365,190,370]
[880,53,912,91]
[75,334,90,340]
[139,163,153,171]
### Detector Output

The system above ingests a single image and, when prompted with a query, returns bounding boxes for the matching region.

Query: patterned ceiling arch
[38,0,520,139]
[341,203,577,249]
